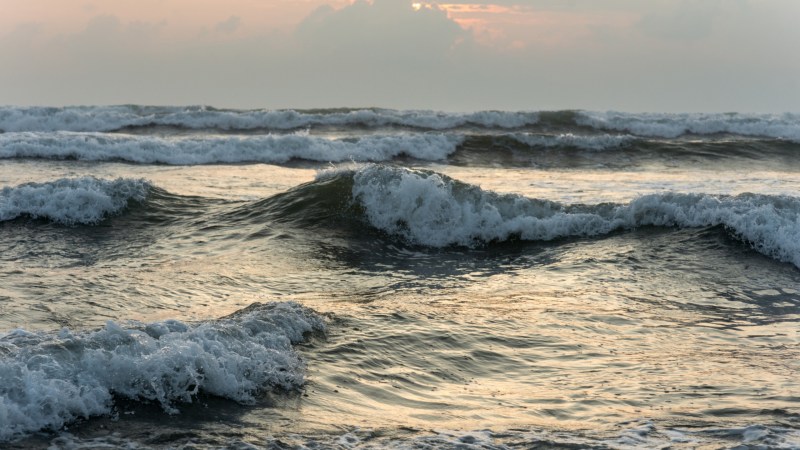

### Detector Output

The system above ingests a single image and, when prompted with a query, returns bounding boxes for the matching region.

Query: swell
[226,172,358,228]
[0,302,324,442]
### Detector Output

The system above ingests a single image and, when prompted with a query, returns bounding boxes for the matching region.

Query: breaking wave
[575,111,800,141]
[0,177,151,225]
[343,165,800,267]
[0,302,324,442]
[0,131,462,164]
[0,106,538,132]
[1,106,797,142]
[5,131,792,168]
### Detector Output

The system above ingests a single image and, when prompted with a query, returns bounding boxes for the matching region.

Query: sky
[1,0,799,112]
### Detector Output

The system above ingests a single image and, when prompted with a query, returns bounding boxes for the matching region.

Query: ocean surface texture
[1,106,800,449]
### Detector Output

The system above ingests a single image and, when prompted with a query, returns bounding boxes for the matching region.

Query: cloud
[277,0,482,108]
[215,16,241,34]
[636,0,731,41]
[296,0,469,64]
[0,0,798,112]
[66,14,166,50]
[2,22,43,46]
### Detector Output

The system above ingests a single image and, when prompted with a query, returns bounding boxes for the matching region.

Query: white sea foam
[509,132,636,150]
[0,106,538,132]
[350,165,800,267]
[576,111,800,141]
[0,177,150,225]
[0,131,461,164]
[0,302,324,442]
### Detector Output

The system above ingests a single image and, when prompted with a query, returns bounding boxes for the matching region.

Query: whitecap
[0,177,151,225]
[350,165,800,267]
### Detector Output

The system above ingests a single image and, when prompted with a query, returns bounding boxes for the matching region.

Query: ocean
[1,106,799,449]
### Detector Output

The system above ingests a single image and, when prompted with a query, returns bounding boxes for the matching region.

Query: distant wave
[0,106,538,132]
[4,131,794,167]
[575,111,800,141]
[0,131,462,164]
[341,165,800,266]
[0,177,150,225]
[0,302,324,442]
[1,106,798,142]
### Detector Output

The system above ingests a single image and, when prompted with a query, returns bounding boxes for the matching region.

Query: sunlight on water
[273,228,800,434]
[435,165,800,204]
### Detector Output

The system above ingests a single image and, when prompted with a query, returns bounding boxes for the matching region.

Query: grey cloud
[286,0,475,107]
[68,15,166,48]
[2,23,43,45]
[296,0,469,64]
[637,0,733,41]
[83,14,122,36]
[215,16,242,34]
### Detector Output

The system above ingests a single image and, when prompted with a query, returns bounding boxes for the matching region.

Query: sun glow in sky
[1,0,799,112]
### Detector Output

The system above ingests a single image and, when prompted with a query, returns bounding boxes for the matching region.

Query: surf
[0,302,324,442]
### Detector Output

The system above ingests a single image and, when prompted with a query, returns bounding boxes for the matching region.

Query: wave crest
[348,165,800,267]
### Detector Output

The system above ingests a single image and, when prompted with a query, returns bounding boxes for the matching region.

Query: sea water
[1,106,799,448]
